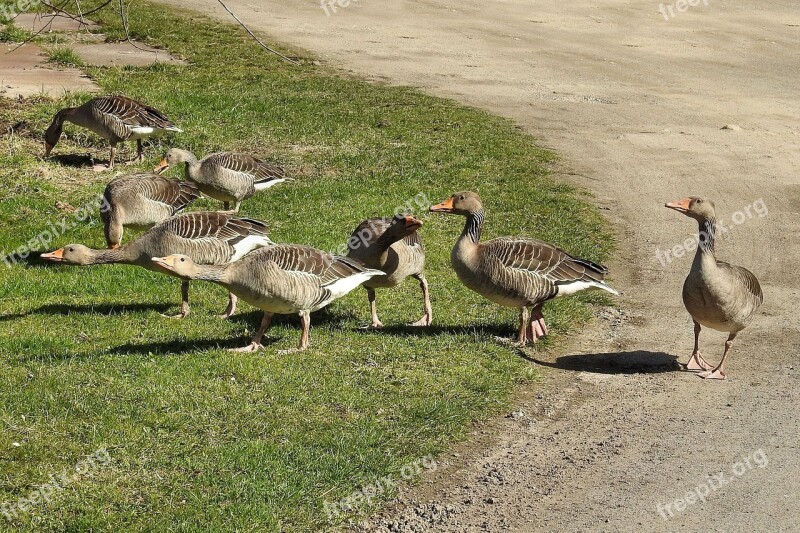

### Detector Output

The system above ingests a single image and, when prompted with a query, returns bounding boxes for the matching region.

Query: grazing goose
[44,95,181,171]
[666,196,763,380]
[346,214,432,328]
[152,247,385,353]
[430,191,618,345]
[101,173,201,248]
[154,149,291,212]
[41,212,272,319]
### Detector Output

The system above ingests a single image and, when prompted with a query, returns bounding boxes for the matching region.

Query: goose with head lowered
[101,173,201,249]
[41,212,272,319]
[152,246,385,353]
[155,149,291,212]
[346,214,432,328]
[665,196,763,380]
[44,95,181,171]
[430,191,618,345]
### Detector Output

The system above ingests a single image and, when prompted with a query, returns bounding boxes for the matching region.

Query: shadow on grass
[47,153,96,168]
[519,349,681,374]
[353,323,515,338]
[0,302,172,321]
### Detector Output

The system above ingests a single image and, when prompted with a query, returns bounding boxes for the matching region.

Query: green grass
[46,47,85,68]
[0,2,614,531]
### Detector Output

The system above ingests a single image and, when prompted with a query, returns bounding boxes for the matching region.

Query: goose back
[102,173,200,229]
[189,152,289,203]
[71,95,180,144]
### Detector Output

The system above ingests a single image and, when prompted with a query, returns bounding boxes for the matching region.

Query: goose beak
[430,197,455,213]
[151,256,174,270]
[153,159,169,174]
[41,248,65,262]
[404,215,423,231]
[665,198,692,214]
[44,142,53,157]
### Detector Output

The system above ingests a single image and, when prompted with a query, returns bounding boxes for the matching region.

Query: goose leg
[683,321,713,371]
[698,333,736,380]
[136,139,144,162]
[525,305,546,343]
[230,312,272,352]
[409,273,433,327]
[517,306,530,344]
[162,281,191,319]
[232,201,241,213]
[279,312,310,354]
[223,202,231,211]
[218,292,238,319]
[94,144,115,172]
[363,288,383,329]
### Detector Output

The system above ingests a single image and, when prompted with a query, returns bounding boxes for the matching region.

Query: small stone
[721,124,741,131]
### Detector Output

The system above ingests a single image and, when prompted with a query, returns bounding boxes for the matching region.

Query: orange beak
[44,142,53,157]
[404,215,423,231]
[153,159,169,174]
[665,197,692,214]
[429,197,455,213]
[41,248,65,262]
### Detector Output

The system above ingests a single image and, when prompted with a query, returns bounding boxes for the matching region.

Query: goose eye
[68,247,74,252]
[696,199,703,204]
[180,257,185,262]
[459,195,465,200]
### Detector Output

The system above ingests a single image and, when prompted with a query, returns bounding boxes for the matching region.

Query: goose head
[154,148,194,174]
[151,254,199,278]
[387,214,423,237]
[429,191,483,216]
[665,196,716,222]
[40,244,95,265]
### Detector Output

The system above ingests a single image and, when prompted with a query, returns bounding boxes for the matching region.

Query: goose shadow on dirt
[517,349,682,374]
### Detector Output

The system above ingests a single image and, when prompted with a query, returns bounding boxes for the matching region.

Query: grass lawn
[0,2,613,531]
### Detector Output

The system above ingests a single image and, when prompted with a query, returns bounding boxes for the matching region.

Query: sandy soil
[156,1,800,530]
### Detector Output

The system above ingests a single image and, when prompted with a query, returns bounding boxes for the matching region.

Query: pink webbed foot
[698,368,727,380]
[228,342,263,353]
[409,315,432,327]
[681,352,713,372]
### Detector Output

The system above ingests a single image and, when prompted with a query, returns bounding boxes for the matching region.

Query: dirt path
[157,1,800,530]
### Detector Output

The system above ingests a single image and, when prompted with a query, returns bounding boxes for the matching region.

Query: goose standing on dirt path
[154,149,291,212]
[346,214,432,328]
[430,191,618,345]
[41,212,272,319]
[666,196,763,380]
[152,247,385,353]
[101,173,201,248]
[44,95,182,171]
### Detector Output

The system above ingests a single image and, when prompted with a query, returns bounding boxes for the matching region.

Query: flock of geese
[38,95,762,377]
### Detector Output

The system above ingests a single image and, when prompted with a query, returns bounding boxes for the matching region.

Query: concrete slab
[11,12,99,33]
[0,43,98,98]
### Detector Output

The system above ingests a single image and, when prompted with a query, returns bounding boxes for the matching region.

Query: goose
[40,212,272,319]
[665,196,763,380]
[154,149,291,212]
[101,173,201,249]
[44,95,182,171]
[151,246,385,353]
[430,191,618,345]
[346,214,432,328]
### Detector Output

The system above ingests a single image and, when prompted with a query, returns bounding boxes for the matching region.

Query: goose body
[41,212,273,318]
[431,191,617,344]
[346,215,432,328]
[101,173,201,248]
[666,196,763,379]
[152,246,385,352]
[156,149,291,212]
[44,95,181,170]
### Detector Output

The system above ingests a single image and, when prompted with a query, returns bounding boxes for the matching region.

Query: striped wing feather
[205,152,288,182]
[141,176,201,213]
[92,95,178,129]
[162,212,269,245]
[484,237,608,284]
[718,261,764,306]
[254,246,369,285]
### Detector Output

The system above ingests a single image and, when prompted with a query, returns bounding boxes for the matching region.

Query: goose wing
[204,152,288,183]
[256,245,370,283]
[484,237,608,284]
[140,176,201,214]
[92,95,179,130]
[717,261,764,307]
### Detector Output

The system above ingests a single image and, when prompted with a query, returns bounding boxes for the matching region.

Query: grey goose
[346,214,432,328]
[101,173,201,248]
[41,212,272,319]
[155,149,291,212]
[666,196,763,380]
[430,191,618,345]
[152,246,384,353]
[44,95,181,171]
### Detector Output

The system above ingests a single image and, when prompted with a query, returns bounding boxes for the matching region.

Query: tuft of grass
[0,1,615,531]
[46,47,85,67]
[0,22,31,43]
